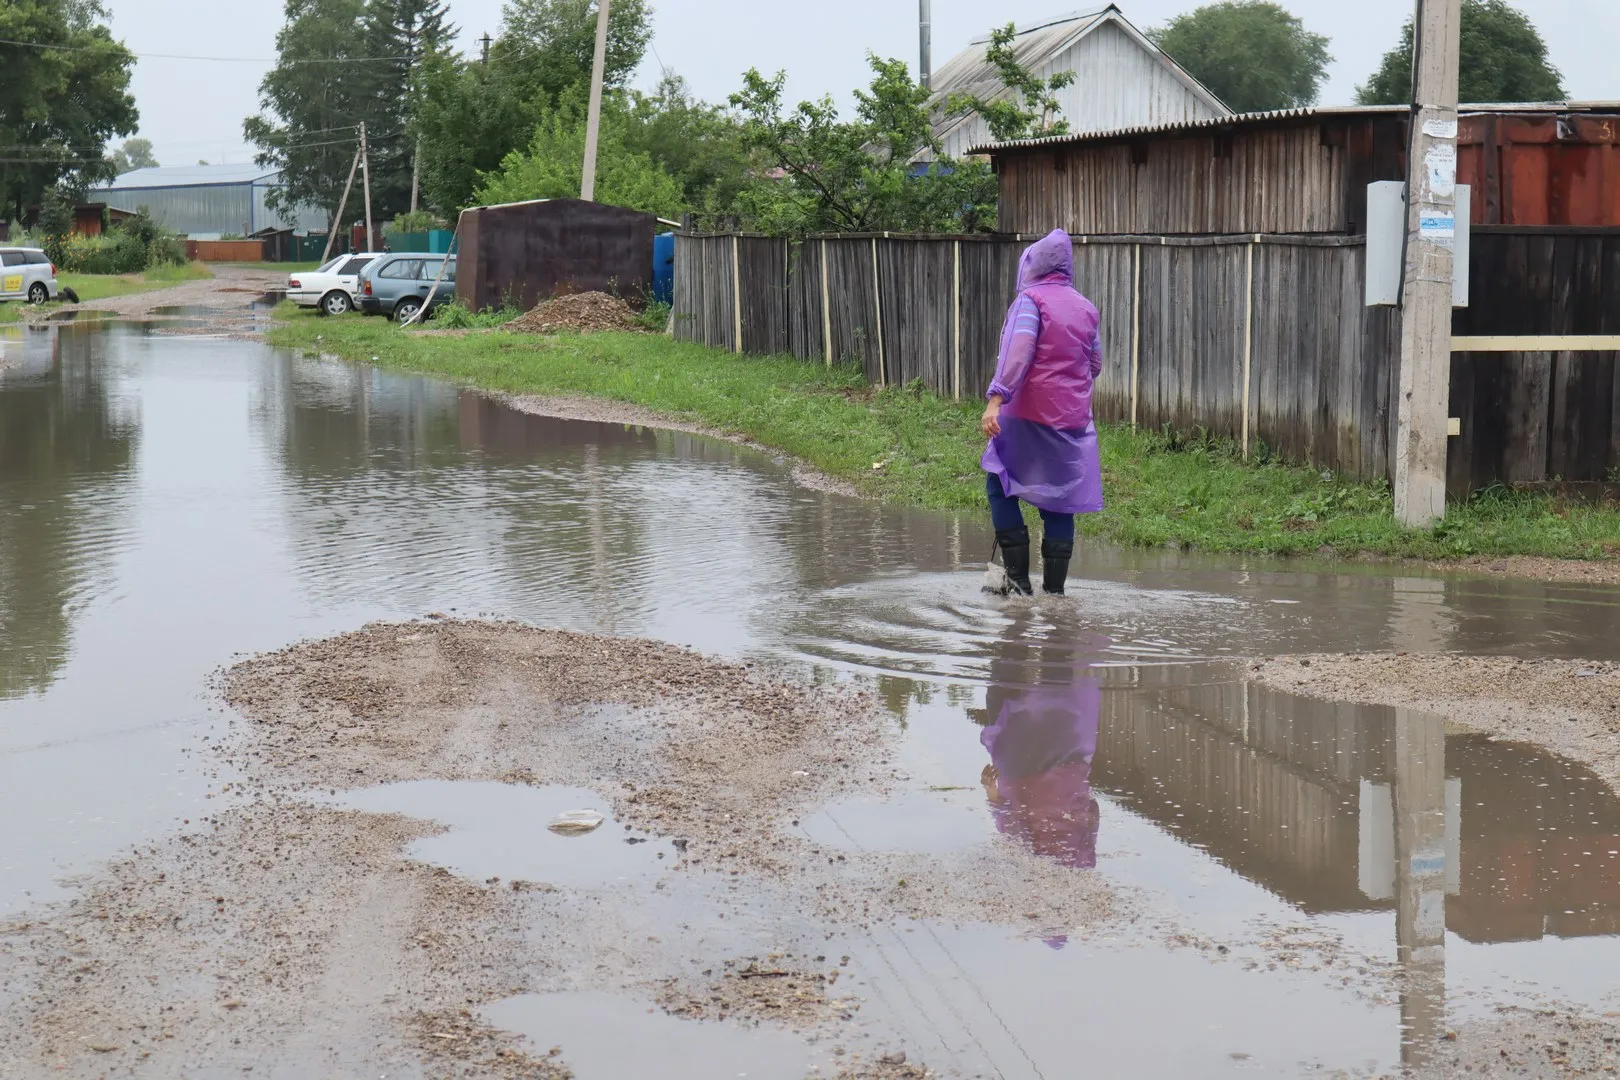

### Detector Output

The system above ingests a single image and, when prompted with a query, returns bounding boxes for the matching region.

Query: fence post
[871,236,886,387]
[1130,243,1142,428]
[820,238,833,367]
[952,239,962,399]
[731,234,743,354]
[1241,237,1256,458]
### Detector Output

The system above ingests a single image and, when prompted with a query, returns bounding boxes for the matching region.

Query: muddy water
[5,319,1620,1074]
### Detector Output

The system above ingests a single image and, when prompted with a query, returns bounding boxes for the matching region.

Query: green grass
[266,307,1620,562]
[1,261,213,322]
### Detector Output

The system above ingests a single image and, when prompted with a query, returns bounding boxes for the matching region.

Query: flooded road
[4,317,1620,1076]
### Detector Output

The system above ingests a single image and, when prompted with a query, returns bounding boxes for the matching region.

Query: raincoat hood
[1017,228,1074,291]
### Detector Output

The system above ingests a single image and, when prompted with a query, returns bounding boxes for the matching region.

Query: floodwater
[5,318,1620,1075]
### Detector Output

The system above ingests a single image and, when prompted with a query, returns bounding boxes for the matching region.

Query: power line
[0,36,417,65]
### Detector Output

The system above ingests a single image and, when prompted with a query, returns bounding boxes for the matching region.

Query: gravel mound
[505,291,642,334]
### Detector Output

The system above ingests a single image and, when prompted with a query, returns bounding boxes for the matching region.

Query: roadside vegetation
[268,309,1620,563]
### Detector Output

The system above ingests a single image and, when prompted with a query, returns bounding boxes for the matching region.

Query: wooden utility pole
[359,121,376,252]
[580,0,611,202]
[320,146,363,264]
[1393,0,1463,527]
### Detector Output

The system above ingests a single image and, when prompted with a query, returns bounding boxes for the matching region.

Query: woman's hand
[981,396,1004,438]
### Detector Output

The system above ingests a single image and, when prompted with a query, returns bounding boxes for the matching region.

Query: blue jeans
[986,473,1075,542]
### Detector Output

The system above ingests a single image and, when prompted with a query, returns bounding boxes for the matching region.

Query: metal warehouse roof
[971,101,1620,155]
[97,163,283,191]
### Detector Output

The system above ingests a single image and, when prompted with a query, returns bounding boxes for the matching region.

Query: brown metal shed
[455,198,657,313]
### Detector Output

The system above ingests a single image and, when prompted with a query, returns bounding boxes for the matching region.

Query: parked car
[286,252,382,315]
[356,253,458,323]
[0,247,61,304]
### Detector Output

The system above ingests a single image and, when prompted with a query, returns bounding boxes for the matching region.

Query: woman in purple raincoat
[981,229,1105,596]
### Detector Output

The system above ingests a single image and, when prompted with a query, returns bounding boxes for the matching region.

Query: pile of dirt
[505,291,643,334]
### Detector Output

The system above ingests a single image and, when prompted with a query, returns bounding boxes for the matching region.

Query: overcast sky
[107,0,1617,168]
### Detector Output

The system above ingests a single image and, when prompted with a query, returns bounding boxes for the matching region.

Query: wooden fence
[674,230,1618,492]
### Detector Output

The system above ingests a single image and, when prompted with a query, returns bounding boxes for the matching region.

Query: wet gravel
[0,619,1121,1077]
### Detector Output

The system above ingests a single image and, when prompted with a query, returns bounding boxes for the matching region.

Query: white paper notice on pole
[1425,144,1457,198]
[1423,118,1459,139]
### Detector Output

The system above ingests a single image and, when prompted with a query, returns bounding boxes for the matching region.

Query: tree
[412,0,653,213]
[244,0,377,227]
[109,137,158,174]
[1358,0,1563,105]
[729,55,998,235]
[0,0,138,222]
[362,0,455,212]
[946,24,1075,143]
[624,73,751,214]
[1149,2,1331,113]
[473,91,687,217]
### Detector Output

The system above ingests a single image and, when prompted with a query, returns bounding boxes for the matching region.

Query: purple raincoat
[981,229,1105,515]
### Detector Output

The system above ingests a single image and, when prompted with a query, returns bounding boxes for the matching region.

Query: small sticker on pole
[1422,118,1459,139]
[1420,212,1456,249]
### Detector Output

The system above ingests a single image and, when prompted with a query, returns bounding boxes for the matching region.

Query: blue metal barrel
[652,232,675,306]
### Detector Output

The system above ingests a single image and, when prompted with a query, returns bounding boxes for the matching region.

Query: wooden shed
[455,198,656,314]
[982,103,1620,236]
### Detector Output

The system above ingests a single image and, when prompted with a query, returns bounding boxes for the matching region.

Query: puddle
[329,780,672,887]
[43,308,112,323]
[3,319,1620,1072]
[483,989,817,1079]
[150,304,223,318]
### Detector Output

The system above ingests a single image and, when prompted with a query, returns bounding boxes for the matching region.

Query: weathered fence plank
[673,228,1617,494]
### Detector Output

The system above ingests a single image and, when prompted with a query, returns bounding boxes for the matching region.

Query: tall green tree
[947,24,1075,143]
[412,0,653,213]
[474,91,687,217]
[244,0,378,227]
[625,73,750,215]
[1358,0,1563,105]
[1150,2,1331,113]
[109,137,158,173]
[363,0,455,213]
[0,0,137,222]
[730,55,997,235]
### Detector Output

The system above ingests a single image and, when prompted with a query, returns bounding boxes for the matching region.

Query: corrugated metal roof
[972,101,1620,155]
[928,6,1114,106]
[95,163,282,191]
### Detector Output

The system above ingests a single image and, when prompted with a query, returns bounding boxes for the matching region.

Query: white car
[286,252,382,315]
[0,247,61,304]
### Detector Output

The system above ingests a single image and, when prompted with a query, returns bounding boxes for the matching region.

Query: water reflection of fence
[1091,673,1620,941]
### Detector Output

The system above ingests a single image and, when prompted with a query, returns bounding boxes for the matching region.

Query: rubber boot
[995,527,1033,596]
[1042,537,1074,595]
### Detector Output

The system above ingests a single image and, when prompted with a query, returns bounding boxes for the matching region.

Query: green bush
[60,231,149,274]
[52,210,187,274]
[431,298,520,329]
[387,210,445,235]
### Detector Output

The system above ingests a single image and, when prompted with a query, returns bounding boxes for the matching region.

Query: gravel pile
[505,291,643,334]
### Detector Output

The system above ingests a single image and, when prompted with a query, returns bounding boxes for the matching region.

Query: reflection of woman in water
[977,623,1108,873]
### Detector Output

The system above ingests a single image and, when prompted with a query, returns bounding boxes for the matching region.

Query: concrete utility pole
[359,121,376,253]
[410,137,422,214]
[479,32,492,63]
[1392,708,1448,1070]
[1393,0,1463,527]
[580,0,611,202]
[919,0,933,90]
[320,146,362,264]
